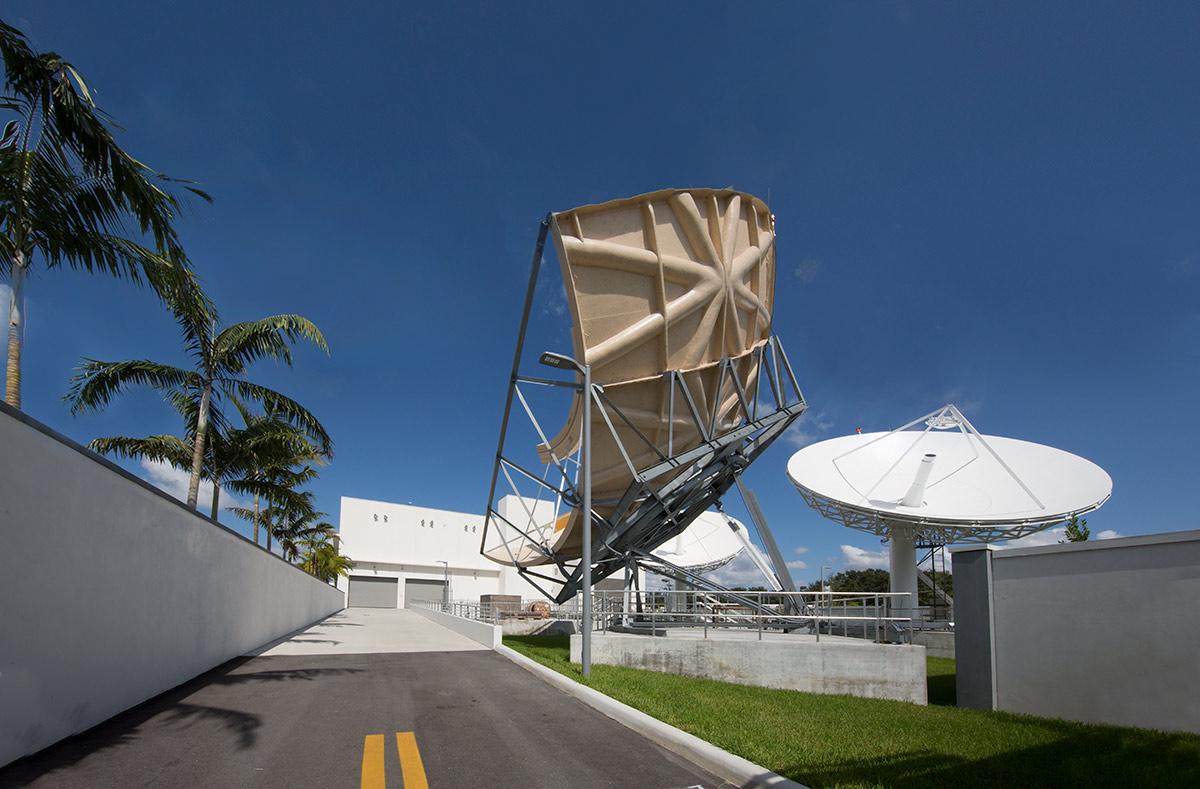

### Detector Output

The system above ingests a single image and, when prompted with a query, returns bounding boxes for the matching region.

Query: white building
[336,495,557,608]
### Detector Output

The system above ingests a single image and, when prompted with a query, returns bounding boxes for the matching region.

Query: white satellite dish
[787,404,1112,618]
[650,510,746,573]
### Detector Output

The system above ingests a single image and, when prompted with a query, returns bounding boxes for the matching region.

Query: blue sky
[4,2,1198,587]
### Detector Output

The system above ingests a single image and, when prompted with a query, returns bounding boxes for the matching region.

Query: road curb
[495,645,808,789]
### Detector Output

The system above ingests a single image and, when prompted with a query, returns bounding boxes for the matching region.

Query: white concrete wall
[409,605,502,648]
[953,531,1200,733]
[0,405,344,767]
[573,633,928,704]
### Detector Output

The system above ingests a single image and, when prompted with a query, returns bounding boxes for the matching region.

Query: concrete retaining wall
[953,531,1200,733]
[911,630,955,658]
[410,605,502,648]
[501,618,578,636]
[0,405,345,767]
[571,633,927,704]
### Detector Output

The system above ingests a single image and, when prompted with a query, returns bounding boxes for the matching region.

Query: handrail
[413,590,934,643]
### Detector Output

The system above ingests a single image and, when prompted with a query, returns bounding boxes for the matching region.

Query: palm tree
[88,402,325,528]
[65,286,332,510]
[259,491,328,562]
[0,21,208,408]
[298,530,353,584]
[218,400,327,536]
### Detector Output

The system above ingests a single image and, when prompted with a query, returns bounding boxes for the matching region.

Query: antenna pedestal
[888,527,918,623]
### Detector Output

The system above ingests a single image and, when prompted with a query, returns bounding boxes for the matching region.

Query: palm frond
[88,434,191,469]
[215,315,329,374]
[65,359,194,414]
[221,379,333,458]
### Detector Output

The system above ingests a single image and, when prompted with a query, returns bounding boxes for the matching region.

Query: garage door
[347,576,398,608]
[404,579,446,607]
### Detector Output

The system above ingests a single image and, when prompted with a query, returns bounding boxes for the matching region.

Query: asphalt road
[0,649,732,788]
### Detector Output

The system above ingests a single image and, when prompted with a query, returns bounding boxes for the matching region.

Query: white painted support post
[890,528,918,627]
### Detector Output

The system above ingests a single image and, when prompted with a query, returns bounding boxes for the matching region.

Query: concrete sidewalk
[246,607,486,656]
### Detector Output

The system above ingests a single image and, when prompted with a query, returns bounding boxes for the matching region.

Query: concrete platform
[246,608,486,656]
[572,627,928,704]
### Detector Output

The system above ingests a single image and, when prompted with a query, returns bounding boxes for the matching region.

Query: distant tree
[1061,515,1090,543]
[801,567,951,605]
[919,570,953,606]
[805,569,891,594]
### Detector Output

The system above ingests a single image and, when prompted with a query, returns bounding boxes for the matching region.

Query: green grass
[505,635,1200,788]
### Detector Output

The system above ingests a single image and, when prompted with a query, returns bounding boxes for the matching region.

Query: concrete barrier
[501,618,578,636]
[0,404,344,767]
[572,632,927,704]
[410,604,502,648]
[912,630,955,658]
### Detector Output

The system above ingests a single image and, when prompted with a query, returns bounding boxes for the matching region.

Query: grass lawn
[505,635,1200,788]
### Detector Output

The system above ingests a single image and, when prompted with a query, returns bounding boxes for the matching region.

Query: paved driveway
[0,610,731,788]
[248,608,487,656]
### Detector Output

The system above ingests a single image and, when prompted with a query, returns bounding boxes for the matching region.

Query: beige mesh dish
[484,188,777,567]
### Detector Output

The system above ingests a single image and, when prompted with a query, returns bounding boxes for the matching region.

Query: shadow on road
[0,656,362,787]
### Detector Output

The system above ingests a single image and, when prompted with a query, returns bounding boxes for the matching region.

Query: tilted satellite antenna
[482,188,807,603]
[786,404,1113,617]
[648,509,747,575]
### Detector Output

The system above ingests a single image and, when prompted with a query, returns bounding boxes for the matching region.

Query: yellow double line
[361,732,428,789]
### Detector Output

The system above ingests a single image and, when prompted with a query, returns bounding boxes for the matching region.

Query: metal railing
[414,591,922,642]
[413,598,581,624]
[594,589,914,642]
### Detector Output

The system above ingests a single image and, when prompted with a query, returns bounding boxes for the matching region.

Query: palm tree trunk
[5,253,26,409]
[253,491,261,545]
[210,482,221,520]
[187,381,212,509]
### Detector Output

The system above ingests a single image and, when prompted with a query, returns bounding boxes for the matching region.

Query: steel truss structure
[482,215,807,605]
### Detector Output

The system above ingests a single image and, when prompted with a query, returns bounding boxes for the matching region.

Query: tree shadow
[0,656,363,786]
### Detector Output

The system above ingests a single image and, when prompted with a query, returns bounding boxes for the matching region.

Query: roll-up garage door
[404,579,446,607]
[348,576,398,608]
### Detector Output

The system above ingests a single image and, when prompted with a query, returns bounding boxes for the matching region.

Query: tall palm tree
[65,286,332,510]
[0,20,208,408]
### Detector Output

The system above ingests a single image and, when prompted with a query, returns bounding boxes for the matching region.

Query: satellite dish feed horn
[902,454,936,507]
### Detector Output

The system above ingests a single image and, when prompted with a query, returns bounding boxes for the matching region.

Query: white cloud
[999,524,1123,549]
[786,546,809,570]
[933,392,983,419]
[139,457,245,514]
[841,543,889,570]
[794,258,822,284]
[999,528,1065,549]
[784,409,834,449]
